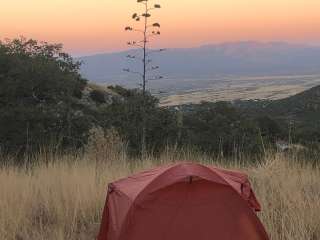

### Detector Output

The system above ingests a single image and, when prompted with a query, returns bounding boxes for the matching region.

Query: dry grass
[0,148,319,240]
[159,74,320,106]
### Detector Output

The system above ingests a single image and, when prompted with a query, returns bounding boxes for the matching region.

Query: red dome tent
[98,163,269,240]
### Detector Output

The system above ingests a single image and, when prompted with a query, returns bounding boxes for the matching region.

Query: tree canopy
[0,38,90,154]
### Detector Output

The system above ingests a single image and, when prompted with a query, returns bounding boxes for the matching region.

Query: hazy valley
[79,41,320,105]
[157,74,320,106]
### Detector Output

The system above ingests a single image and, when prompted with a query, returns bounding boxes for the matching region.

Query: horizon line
[75,40,320,58]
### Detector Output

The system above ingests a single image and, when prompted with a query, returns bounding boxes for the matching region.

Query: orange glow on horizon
[1,0,320,55]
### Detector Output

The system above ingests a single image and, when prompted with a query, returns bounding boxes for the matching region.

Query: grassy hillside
[0,147,319,240]
[236,84,320,119]
[230,85,320,143]
[274,85,320,122]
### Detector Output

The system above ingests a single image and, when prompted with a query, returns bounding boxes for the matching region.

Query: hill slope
[236,85,320,119]
[233,85,320,141]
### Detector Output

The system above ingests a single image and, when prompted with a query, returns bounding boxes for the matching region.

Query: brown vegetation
[0,137,319,240]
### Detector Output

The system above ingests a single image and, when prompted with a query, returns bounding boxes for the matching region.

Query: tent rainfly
[98,163,269,240]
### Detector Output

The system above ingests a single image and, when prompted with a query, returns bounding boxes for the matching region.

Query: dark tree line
[1,38,318,161]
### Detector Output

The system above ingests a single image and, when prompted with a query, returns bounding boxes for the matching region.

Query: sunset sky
[1,0,320,56]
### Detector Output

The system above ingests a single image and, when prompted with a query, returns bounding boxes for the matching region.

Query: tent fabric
[97,163,269,240]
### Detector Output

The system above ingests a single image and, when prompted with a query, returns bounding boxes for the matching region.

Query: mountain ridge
[79,41,316,58]
[78,41,320,88]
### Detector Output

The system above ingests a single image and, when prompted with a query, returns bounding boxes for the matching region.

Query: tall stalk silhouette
[124,0,164,155]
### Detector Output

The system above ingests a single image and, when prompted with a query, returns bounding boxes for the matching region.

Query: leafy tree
[0,38,91,155]
[90,89,107,104]
[255,116,282,141]
[180,102,262,155]
[97,86,178,155]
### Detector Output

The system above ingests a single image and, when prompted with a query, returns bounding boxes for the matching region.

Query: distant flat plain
[154,74,320,106]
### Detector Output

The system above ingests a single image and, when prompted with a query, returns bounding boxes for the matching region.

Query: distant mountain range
[78,41,320,87]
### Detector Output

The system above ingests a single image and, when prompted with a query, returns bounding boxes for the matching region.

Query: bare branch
[147,33,161,38]
[146,48,166,56]
[124,26,144,33]
[146,66,160,72]
[147,75,164,81]
[123,68,143,77]
[145,59,153,66]
[132,29,144,33]
[152,23,161,27]
[137,0,148,5]
[148,4,161,11]
[148,31,161,36]
[142,13,151,18]
[126,54,144,61]
[127,41,144,48]
[126,54,136,59]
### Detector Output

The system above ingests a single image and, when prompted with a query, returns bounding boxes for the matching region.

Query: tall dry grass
[0,132,319,240]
